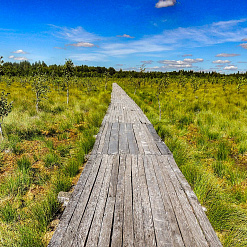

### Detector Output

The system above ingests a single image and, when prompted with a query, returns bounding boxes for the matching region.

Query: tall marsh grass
[0,77,111,246]
[121,77,247,246]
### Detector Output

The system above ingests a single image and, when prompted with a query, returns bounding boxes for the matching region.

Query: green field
[120,75,247,246]
[0,65,247,246]
[0,74,111,246]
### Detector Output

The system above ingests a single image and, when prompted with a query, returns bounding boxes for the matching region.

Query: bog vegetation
[0,58,112,246]
[0,58,247,246]
[120,73,247,247]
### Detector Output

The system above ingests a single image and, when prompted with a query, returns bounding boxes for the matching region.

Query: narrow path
[48,83,222,247]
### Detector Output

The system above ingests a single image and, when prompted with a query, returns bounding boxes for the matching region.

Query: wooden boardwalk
[48,83,222,247]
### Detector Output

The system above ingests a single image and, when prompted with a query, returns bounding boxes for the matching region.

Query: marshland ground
[0,62,247,246]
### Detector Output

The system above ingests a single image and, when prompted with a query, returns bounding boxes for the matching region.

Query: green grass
[43,152,60,168]
[120,77,247,246]
[0,76,111,246]
[17,156,32,172]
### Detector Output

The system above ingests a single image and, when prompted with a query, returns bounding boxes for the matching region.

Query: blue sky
[1,0,247,73]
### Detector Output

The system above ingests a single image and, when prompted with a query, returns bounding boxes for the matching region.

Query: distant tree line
[0,60,246,79]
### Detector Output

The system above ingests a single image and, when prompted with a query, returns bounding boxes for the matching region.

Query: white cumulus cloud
[9,56,28,61]
[183,58,204,63]
[12,49,28,54]
[158,58,203,69]
[224,65,238,70]
[155,0,176,8]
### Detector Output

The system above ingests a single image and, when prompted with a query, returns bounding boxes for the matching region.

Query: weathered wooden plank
[119,123,129,154]
[102,123,112,154]
[132,154,145,247]
[142,124,161,155]
[111,155,126,247]
[146,124,161,142]
[146,124,172,155]
[98,155,120,246]
[48,155,96,247]
[126,123,139,154]
[123,154,134,247]
[90,123,105,155]
[143,155,173,247]
[137,155,157,247]
[71,155,109,246]
[155,155,196,246]
[157,155,209,247]
[95,121,109,154]
[133,124,144,154]
[123,106,128,123]
[108,122,119,154]
[167,156,222,247]
[151,155,185,247]
[138,124,152,155]
[83,155,114,246]
[59,155,103,246]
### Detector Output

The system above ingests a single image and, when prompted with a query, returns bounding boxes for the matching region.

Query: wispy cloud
[153,19,247,47]
[100,41,169,57]
[12,49,28,54]
[51,25,99,43]
[240,43,247,49]
[158,58,203,69]
[216,53,240,57]
[54,47,66,50]
[66,42,96,47]
[0,28,15,31]
[212,60,231,64]
[70,53,107,62]
[53,19,247,62]
[182,54,193,57]
[141,60,153,64]
[212,19,247,28]
[146,66,160,71]
[224,65,238,70]
[155,0,176,8]
[117,34,135,38]
[9,55,28,61]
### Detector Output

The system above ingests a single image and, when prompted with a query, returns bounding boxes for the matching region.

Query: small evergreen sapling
[32,67,50,112]
[0,57,13,140]
[0,91,12,140]
[0,56,3,79]
[104,71,110,91]
[63,59,74,105]
[0,56,3,68]
[156,74,170,121]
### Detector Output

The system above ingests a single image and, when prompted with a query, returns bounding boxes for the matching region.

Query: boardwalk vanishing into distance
[48,83,222,247]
